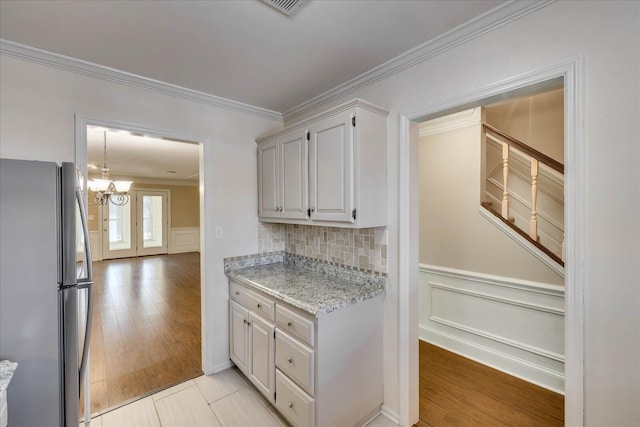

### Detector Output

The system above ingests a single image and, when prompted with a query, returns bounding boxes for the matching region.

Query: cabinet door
[229,300,249,374]
[258,138,280,219]
[309,110,354,223]
[280,130,308,220]
[249,312,275,402]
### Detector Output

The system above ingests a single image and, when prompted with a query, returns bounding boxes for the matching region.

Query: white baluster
[501,143,510,219]
[530,158,539,241]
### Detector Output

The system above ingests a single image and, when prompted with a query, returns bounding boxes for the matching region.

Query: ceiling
[87,126,199,183]
[0,0,505,114]
[3,1,507,180]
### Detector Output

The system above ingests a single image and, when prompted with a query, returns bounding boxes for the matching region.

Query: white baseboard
[169,227,200,254]
[379,405,400,426]
[206,360,233,376]
[420,264,565,394]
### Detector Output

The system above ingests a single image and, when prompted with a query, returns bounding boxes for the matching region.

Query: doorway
[102,189,169,260]
[398,58,584,426]
[416,86,565,425]
[78,121,204,417]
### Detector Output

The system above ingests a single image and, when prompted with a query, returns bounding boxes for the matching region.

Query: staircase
[482,123,564,266]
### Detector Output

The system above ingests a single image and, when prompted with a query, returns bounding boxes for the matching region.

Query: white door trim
[74,116,210,372]
[397,57,584,426]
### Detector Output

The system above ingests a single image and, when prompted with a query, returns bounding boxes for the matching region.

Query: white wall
[0,55,283,374]
[285,2,639,425]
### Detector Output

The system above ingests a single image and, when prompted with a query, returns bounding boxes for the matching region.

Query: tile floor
[81,367,397,427]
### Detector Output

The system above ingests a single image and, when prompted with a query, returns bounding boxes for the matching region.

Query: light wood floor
[83,367,397,427]
[81,252,202,416]
[417,341,564,427]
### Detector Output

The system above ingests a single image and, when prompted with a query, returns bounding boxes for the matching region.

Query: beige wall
[87,180,199,231]
[419,121,563,285]
[485,88,564,163]
[132,183,199,228]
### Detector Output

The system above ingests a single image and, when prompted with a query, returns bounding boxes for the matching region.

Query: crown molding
[283,0,555,123]
[0,39,283,121]
[419,107,481,137]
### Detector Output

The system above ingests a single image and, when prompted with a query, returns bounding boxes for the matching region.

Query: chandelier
[88,131,133,206]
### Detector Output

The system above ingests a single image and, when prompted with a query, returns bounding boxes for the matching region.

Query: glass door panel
[142,195,163,248]
[102,197,136,259]
[137,191,168,256]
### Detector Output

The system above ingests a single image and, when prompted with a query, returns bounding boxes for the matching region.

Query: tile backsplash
[258,223,387,274]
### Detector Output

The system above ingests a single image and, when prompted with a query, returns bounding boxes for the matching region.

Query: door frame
[74,115,208,369]
[397,57,584,426]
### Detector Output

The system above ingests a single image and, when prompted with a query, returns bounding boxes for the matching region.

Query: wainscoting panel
[169,227,200,254]
[419,264,565,393]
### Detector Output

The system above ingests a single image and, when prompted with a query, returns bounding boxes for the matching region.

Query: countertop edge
[226,269,386,318]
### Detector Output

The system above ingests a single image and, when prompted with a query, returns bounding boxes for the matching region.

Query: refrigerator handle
[78,282,93,393]
[76,188,93,283]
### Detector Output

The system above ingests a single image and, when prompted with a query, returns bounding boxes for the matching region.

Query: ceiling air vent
[261,0,306,16]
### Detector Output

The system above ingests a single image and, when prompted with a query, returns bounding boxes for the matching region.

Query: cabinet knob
[257,303,261,309]
[287,321,292,327]
[234,291,239,296]
[288,402,294,408]
[287,357,293,363]
[310,207,315,213]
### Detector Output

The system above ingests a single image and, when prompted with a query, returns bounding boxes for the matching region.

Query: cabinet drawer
[276,305,315,347]
[275,330,314,395]
[276,369,315,427]
[230,281,275,321]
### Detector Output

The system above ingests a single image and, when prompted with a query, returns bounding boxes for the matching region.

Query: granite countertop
[0,360,18,392]
[225,252,386,317]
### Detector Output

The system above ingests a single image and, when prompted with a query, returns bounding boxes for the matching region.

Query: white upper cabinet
[257,99,388,228]
[258,129,308,221]
[280,130,308,220]
[308,110,353,223]
[258,138,279,218]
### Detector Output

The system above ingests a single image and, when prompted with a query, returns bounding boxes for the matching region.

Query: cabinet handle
[257,303,261,309]
[288,402,294,408]
[287,321,292,327]
[243,320,247,324]
[287,357,293,363]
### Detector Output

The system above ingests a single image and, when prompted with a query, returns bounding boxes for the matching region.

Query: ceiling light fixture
[88,131,133,206]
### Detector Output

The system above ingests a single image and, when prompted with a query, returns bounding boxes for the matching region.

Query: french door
[102,190,168,260]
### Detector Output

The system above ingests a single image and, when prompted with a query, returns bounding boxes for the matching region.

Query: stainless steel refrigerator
[0,158,93,427]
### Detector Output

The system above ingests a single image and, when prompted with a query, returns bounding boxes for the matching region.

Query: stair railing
[482,123,564,264]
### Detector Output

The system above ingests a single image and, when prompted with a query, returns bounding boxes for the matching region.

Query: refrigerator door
[74,184,93,398]
[60,162,80,426]
[0,158,63,426]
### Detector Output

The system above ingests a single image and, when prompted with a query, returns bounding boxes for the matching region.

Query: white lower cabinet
[229,279,383,427]
[248,311,275,398]
[0,389,7,427]
[275,369,315,427]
